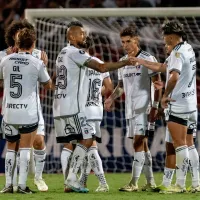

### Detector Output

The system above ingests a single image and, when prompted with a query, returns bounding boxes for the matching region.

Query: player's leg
[142,137,156,191]
[167,114,188,192]
[187,113,199,192]
[61,143,73,192]
[65,113,94,193]
[17,123,38,194]
[154,126,175,193]
[119,114,146,192]
[33,126,48,192]
[0,123,19,194]
[81,121,108,192]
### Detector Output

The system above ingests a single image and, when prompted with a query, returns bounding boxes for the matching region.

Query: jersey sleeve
[118,68,123,80]
[0,62,3,79]
[146,56,158,77]
[102,72,110,80]
[38,62,50,83]
[168,50,184,74]
[69,49,91,67]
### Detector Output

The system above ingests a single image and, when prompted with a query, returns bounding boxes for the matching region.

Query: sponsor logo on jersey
[182,89,195,98]
[124,73,141,78]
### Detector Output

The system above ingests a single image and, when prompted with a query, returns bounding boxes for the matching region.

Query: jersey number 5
[10,74,22,98]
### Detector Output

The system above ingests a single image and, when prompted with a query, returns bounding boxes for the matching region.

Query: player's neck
[172,38,183,49]
[18,48,32,54]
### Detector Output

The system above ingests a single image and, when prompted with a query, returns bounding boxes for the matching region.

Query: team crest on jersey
[175,52,180,58]
[79,50,85,54]
[136,65,141,70]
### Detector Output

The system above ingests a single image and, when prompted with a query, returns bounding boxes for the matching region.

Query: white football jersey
[0,49,44,125]
[0,52,50,125]
[53,45,91,118]
[85,57,109,120]
[165,41,197,113]
[118,50,157,119]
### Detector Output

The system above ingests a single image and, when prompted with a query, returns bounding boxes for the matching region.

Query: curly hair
[162,20,185,37]
[16,28,36,50]
[5,19,34,47]
[120,25,138,37]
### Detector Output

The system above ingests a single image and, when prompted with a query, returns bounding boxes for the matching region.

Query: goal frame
[25,7,200,25]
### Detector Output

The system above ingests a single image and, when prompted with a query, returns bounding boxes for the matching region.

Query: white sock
[61,148,72,181]
[79,153,91,186]
[130,151,145,185]
[188,145,199,187]
[34,147,46,180]
[13,152,20,187]
[5,150,16,188]
[87,146,107,186]
[175,145,189,188]
[143,151,155,185]
[66,144,87,183]
[18,148,31,190]
[162,167,175,187]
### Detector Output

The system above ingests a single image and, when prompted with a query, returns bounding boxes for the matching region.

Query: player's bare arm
[104,80,123,112]
[131,57,167,73]
[101,77,113,97]
[86,58,131,73]
[161,71,178,108]
[149,73,162,122]
[42,79,52,90]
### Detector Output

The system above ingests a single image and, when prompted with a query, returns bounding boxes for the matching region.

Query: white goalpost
[25,7,200,173]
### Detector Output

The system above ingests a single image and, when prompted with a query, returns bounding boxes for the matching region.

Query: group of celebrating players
[0,17,198,195]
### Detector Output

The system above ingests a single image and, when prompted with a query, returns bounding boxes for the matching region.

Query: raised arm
[132,57,167,73]
[85,59,130,73]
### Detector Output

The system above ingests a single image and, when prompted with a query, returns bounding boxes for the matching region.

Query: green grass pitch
[0,173,199,200]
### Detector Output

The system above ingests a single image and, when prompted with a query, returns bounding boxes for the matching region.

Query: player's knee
[80,138,93,149]
[133,136,145,151]
[63,143,74,150]
[166,142,175,156]
[33,135,45,150]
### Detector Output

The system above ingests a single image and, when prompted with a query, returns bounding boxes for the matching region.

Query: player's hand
[104,97,114,112]
[154,81,164,90]
[161,96,176,109]
[41,51,48,66]
[157,108,164,119]
[148,107,158,122]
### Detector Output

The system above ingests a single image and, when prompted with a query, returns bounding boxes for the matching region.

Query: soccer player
[0,28,51,194]
[132,20,197,193]
[104,25,161,192]
[53,21,134,193]
[151,46,199,193]
[0,20,49,193]
[78,36,112,192]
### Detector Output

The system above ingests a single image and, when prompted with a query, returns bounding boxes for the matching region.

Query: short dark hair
[16,28,36,50]
[5,19,34,47]
[120,25,138,37]
[67,21,83,28]
[162,20,185,37]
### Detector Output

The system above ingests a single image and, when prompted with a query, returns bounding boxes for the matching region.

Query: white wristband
[152,101,159,109]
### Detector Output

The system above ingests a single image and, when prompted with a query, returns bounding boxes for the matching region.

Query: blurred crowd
[0,0,200,50]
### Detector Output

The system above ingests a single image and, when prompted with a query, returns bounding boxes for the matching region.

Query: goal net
[25,8,200,173]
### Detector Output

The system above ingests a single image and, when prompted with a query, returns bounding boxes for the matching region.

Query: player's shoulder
[0,50,7,61]
[139,50,157,62]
